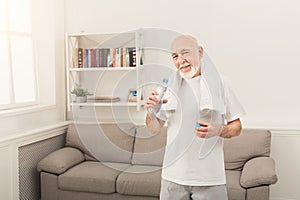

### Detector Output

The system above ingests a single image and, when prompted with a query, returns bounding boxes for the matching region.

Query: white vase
[75,96,87,103]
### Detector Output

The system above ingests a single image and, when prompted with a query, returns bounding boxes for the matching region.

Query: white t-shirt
[156,76,245,186]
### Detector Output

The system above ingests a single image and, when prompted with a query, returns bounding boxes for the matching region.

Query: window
[0,0,37,110]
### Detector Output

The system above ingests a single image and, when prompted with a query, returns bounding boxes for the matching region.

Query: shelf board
[71,101,137,107]
[69,67,137,72]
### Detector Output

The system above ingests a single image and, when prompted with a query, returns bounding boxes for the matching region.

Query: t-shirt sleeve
[222,77,246,122]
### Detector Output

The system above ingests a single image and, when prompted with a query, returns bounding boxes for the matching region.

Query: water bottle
[149,78,168,114]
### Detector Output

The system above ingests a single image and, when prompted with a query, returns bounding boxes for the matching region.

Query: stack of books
[72,47,136,68]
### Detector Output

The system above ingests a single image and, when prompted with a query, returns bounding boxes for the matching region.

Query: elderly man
[145,35,245,200]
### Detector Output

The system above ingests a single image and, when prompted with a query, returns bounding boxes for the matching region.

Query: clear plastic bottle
[149,78,168,114]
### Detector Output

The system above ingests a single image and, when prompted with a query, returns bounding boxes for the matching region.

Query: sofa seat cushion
[58,161,130,194]
[226,170,246,200]
[116,165,162,197]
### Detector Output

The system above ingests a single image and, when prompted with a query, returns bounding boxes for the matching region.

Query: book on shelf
[72,48,78,68]
[101,48,110,67]
[78,48,83,68]
[90,49,95,67]
[109,48,116,67]
[121,48,126,67]
[88,96,121,103]
[72,47,137,68]
[95,48,100,67]
[128,47,136,67]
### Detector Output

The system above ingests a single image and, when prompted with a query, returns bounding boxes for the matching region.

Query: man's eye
[172,55,178,59]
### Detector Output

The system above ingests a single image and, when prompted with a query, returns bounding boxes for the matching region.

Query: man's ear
[198,46,204,58]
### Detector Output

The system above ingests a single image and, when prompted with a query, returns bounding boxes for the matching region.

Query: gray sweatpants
[160,179,228,200]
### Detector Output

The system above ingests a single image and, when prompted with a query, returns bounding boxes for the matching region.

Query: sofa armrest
[240,157,278,188]
[37,147,84,175]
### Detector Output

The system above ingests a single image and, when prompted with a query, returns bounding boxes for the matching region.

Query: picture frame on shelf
[127,88,137,102]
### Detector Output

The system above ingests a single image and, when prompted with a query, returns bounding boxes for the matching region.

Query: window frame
[0,0,38,111]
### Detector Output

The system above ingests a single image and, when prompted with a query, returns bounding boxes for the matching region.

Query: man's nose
[178,54,186,64]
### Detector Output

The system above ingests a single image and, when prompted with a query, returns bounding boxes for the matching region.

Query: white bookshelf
[65,31,143,113]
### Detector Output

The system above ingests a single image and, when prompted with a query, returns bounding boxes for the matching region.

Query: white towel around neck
[161,52,226,115]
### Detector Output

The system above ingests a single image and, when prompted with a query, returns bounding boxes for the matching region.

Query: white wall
[65,0,300,199]
[207,1,300,130]
[65,0,300,129]
[271,131,300,200]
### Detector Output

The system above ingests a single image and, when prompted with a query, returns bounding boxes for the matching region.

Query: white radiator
[18,134,65,200]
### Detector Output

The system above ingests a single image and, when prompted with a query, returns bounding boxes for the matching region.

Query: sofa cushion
[65,123,135,163]
[116,165,162,197]
[132,126,167,166]
[240,157,278,188]
[226,170,246,200]
[37,147,84,174]
[224,129,271,170]
[58,161,130,194]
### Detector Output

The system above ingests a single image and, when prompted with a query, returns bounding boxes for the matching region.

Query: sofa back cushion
[131,126,167,166]
[65,123,135,163]
[223,129,271,170]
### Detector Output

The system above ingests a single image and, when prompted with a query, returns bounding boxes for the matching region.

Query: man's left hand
[195,121,223,138]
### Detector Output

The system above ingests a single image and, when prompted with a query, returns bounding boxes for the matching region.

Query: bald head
[171,35,199,53]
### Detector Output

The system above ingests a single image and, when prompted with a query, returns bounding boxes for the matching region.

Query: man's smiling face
[171,35,203,76]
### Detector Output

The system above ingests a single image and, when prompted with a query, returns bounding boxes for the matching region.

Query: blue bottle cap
[195,123,201,128]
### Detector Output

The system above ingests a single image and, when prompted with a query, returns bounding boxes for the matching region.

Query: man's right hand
[145,90,167,133]
[146,90,168,112]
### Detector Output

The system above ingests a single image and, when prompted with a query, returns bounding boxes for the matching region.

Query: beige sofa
[37,123,278,200]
